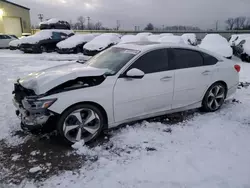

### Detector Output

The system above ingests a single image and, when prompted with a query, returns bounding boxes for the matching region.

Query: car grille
[83,49,100,56]
[13,82,36,105]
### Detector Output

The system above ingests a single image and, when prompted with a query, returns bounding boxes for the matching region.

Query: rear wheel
[57,104,105,145]
[40,45,47,53]
[201,83,226,112]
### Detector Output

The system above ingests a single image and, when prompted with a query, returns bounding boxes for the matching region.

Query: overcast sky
[9,0,250,30]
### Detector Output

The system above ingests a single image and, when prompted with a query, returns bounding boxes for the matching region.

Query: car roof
[115,42,224,60]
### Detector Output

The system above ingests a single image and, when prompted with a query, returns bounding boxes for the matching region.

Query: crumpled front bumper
[12,98,51,127]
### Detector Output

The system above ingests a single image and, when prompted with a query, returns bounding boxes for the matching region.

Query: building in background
[0,0,31,37]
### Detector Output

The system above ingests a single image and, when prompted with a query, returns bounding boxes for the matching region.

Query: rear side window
[128,49,168,74]
[169,48,203,69]
[52,32,62,39]
[201,52,218,66]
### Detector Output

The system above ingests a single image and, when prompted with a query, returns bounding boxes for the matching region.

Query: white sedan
[199,34,233,59]
[0,34,15,48]
[13,42,240,145]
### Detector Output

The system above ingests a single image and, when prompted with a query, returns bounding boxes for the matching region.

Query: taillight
[234,64,241,72]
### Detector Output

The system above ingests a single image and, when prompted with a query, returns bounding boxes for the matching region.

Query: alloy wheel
[62,108,101,143]
[207,85,225,111]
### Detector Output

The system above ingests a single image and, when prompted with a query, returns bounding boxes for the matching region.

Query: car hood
[18,63,107,95]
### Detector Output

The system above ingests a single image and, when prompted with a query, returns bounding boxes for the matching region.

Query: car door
[113,48,175,123]
[169,48,217,109]
[0,35,11,48]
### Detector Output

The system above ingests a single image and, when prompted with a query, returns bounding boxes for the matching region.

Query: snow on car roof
[20,29,74,44]
[116,42,224,60]
[39,18,62,26]
[147,35,163,42]
[83,33,121,51]
[57,34,96,49]
[136,32,152,37]
[199,34,232,58]
[119,35,149,44]
[159,35,185,44]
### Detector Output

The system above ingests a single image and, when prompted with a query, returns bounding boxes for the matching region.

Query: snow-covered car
[119,35,148,44]
[159,35,185,44]
[159,33,174,37]
[136,32,152,37]
[83,33,120,56]
[229,34,250,46]
[181,33,197,46]
[39,18,71,30]
[13,42,240,145]
[199,34,233,59]
[19,30,74,53]
[56,34,97,54]
[147,35,163,42]
[233,37,250,62]
[0,34,15,48]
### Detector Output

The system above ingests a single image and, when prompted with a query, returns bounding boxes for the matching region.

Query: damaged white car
[13,42,240,145]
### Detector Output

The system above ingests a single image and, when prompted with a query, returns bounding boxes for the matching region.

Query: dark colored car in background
[19,30,74,53]
[40,18,71,30]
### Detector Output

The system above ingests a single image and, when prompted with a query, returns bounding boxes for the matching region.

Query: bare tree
[94,21,102,30]
[77,16,85,30]
[225,18,235,30]
[234,16,246,29]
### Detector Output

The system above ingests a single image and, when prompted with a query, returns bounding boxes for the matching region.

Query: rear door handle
[160,76,172,81]
[202,70,211,75]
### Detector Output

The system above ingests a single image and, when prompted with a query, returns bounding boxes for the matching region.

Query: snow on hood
[20,30,74,44]
[9,39,21,47]
[19,63,107,95]
[136,32,152,37]
[159,36,185,44]
[83,33,120,51]
[119,35,148,44]
[56,34,96,49]
[181,33,197,45]
[199,34,232,58]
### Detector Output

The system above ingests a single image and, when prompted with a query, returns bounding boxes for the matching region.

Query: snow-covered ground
[0,50,250,188]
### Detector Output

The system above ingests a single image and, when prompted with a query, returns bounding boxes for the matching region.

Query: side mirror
[126,68,145,79]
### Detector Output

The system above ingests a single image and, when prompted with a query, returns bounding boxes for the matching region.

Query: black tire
[201,82,227,112]
[40,45,47,53]
[57,104,106,145]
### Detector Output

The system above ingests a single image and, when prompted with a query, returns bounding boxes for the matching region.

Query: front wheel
[57,104,105,145]
[40,45,47,53]
[201,83,226,112]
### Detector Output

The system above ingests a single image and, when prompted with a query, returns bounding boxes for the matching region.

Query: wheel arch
[203,80,228,101]
[60,101,109,129]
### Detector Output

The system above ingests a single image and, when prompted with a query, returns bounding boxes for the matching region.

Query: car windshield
[85,47,140,75]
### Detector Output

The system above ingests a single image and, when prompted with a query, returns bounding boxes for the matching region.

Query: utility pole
[162,25,165,31]
[215,20,219,31]
[87,16,90,29]
[116,20,121,30]
[38,14,44,22]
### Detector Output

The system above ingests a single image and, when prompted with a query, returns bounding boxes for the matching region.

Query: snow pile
[230,34,250,46]
[147,35,162,42]
[119,35,148,44]
[20,30,74,44]
[39,18,60,26]
[83,33,120,51]
[199,34,232,58]
[136,32,152,37]
[181,33,197,45]
[56,34,96,49]
[159,35,185,44]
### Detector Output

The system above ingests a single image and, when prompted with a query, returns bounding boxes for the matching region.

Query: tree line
[225,17,250,30]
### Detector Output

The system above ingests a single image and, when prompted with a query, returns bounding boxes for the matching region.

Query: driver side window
[128,49,168,74]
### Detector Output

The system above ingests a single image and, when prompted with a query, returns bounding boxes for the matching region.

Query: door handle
[202,70,211,75]
[160,76,172,81]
